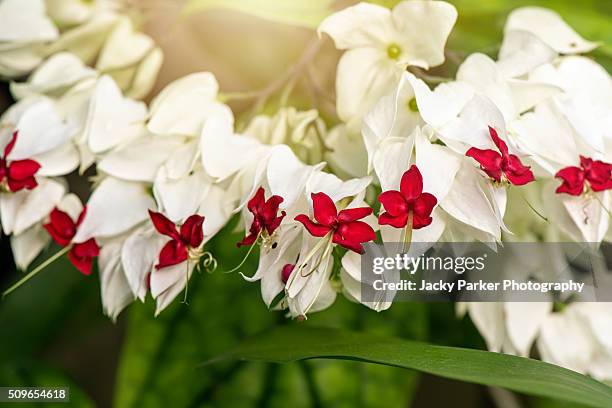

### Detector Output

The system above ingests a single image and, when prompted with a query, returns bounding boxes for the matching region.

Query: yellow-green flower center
[387,43,402,60]
[407,97,418,112]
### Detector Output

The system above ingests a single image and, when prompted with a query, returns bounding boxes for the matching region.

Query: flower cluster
[0,0,611,381]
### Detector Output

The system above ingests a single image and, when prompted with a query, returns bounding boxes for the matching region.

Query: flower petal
[148,210,180,240]
[155,239,188,270]
[378,190,407,217]
[337,206,373,223]
[504,7,598,54]
[311,192,337,226]
[392,0,457,69]
[317,2,391,49]
[179,214,204,248]
[378,212,408,229]
[400,165,423,201]
[294,214,331,237]
[73,177,156,242]
[555,166,584,196]
[466,147,503,182]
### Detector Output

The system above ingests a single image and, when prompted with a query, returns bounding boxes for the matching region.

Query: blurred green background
[1,0,610,407]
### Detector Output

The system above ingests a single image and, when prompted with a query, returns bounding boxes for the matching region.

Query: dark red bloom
[281,263,295,284]
[0,131,41,192]
[295,192,375,254]
[466,126,534,186]
[238,187,286,247]
[149,210,205,270]
[555,156,612,196]
[44,207,100,276]
[378,165,437,229]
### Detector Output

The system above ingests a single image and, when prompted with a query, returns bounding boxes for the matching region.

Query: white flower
[72,176,155,243]
[148,72,227,137]
[244,107,327,165]
[319,0,457,127]
[10,52,97,100]
[503,7,598,55]
[46,13,120,66]
[46,0,118,28]
[538,303,612,381]
[0,0,58,77]
[95,16,163,99]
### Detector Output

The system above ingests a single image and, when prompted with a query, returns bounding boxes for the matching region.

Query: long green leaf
[207,325,612,408]
[182,0,334,29]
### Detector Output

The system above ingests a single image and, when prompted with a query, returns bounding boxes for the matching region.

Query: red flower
[44,207,100,276]
[149,210,205,269]
[238,187,286,247]
[295,192,375,254]
[0,131,41,192]
[555,156,612,196]
[466,126,534,186]
[378,165,437,229]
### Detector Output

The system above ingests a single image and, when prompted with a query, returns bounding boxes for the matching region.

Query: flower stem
[401,212,413,255]
[2,246,71,299]
[182,261,190,305]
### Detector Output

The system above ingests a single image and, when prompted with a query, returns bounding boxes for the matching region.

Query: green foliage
[209,325,612,408]
[181,0,335,29]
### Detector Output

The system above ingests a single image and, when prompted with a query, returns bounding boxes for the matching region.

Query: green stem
[181,261,190,305]
[2,246,71,299]
[402,212,413,255]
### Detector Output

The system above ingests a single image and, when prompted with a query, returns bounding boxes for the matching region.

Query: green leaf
[207,325,612,408]
[181,0,334,29]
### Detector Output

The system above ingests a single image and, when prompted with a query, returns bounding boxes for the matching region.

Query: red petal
[7,176,38,192]
[413,193,437,219]
[247,187,266,214]
[585,159,612,192]
[237,232,259,247]
[156,240,188,269]
[7,159,41,191]
[311,192,337,226]
[44,208,76,246]
[76,206,87,227]
[68,239,100,276]
[332,234,366,254]
[179,214,205,248]
[295,214,331,237]
[504,155,535,185]
[488,126,508,157]
[400,165,423,201]
[555,166,585,196]
[378,190,407,217]
[336,220,375,243]
[412,213,433,229]
[3,131,17,157]
[8,159,41,180]
[337,206,373,223]
[466,147,503,182]
[261,195,283,222]
[378,212,408,228]
[149,210,180,240]
[265,210,286,235]
[579,156,593,170]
